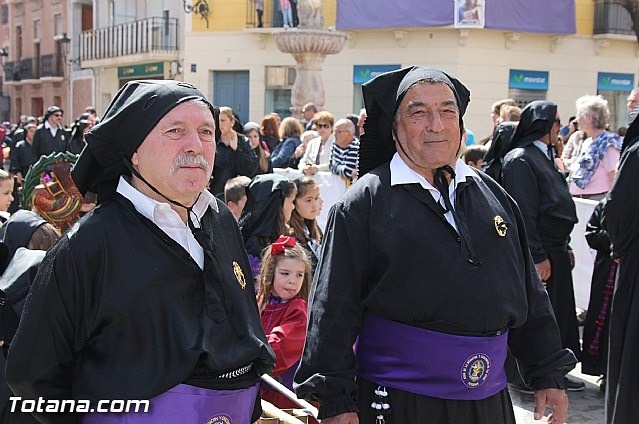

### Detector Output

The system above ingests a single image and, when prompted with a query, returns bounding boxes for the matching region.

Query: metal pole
[260,374,319,419]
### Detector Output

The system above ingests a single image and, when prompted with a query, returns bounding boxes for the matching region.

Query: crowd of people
[0,72,635,424]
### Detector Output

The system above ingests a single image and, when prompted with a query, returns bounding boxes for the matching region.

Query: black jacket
[31,124,68,158]
[210,134,258,197]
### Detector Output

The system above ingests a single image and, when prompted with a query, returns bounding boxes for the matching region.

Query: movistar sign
[597,72,634,91]
[509,69,549,91]
[353,65,401,84]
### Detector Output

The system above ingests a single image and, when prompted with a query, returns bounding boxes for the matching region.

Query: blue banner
[353,65,402,84]
[509,69,549,91]
[597,72,634,91]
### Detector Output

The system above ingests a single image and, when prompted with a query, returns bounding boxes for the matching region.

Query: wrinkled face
[131,101,216,205]
[628,91,639,111]
[246,129,261,149]
[303,108,315,122]
[294,185,321,220]
[333,124,354,147]
[272,257,306,301]
[282,190,296,223]
[394,82,461,172]
[0,179,14,212]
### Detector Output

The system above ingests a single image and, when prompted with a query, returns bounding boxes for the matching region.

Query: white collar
[44,120,60,131]
[116,176,218,228]
[390,153,479,191]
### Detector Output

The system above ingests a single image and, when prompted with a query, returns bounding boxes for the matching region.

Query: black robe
[582,200,616,377]
[501,144,581,361]
[602,129,639,424]
[210,134,258,197]
[5,194,275,424]
[294,162,575,422]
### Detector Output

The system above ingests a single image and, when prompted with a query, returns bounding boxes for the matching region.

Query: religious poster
[454,0,485,28]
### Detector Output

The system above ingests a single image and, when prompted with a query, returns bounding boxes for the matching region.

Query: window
[54,14,63,37]
[265,66,296,118]
[16,26,22,60]
[34,20,40,41]
[1,5,8,25]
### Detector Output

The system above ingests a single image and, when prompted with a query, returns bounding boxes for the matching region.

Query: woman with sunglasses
[297,111,335,176]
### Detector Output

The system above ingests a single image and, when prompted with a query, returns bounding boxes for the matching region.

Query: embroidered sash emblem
[494,215,508,237]
[233,261,246,290]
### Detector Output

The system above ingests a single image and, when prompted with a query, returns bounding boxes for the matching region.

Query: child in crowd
[0,170,15,223]
[289,177,323,274]
[224,176,251,222]
[280,0,293,28]
[256,236,312,412]
[462,144,488,170]
[239,174,297,278]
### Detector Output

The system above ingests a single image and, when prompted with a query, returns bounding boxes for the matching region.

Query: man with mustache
[6,80,275,423]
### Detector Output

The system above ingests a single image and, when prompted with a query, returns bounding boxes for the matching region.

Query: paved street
[511,366,605,423]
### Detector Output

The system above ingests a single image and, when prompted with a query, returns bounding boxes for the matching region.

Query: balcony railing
[2,55,65,82]
[80,17,178,63]
[245,0,299,29]
[594,0,634,36]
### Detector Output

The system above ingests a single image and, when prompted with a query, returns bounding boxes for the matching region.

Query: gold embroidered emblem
[494,215,508,237]
[233,261,246,290]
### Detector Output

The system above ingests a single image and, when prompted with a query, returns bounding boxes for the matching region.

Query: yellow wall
[575,0,594,35]
[192,0,338,31]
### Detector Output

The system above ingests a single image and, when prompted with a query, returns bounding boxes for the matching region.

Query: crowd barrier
[274,167,598,310]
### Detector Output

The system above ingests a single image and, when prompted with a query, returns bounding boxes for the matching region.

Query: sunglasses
[53,113,63,117]
[316,123,331,129]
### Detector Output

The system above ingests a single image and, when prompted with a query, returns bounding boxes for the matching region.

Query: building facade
[183,0,638,138]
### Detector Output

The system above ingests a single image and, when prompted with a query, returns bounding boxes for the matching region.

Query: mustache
[171,153,211,174]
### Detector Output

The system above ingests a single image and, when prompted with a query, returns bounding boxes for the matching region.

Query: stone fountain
[274,0,347,118]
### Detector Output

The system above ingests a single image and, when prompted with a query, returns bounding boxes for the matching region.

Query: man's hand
[534,388,568,423]
[535,259,552,282]
[321,412,359,424]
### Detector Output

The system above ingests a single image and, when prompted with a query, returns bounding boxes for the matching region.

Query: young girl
[0,170,15,222]
[289,177,323,274]
[239,174,296,278]
[257,236,312,412]
[280,0,293,28]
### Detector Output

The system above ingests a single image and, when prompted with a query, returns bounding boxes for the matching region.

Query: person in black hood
[6,80,275,423]
[0,210,59,424]
[294,68,575,424]
[601,87,639,424]
[481,121,517,183]
[501,100,583,392]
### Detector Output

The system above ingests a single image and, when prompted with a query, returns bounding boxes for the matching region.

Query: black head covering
[44,106,63,121]
[239,174,294,257]
[359,66,471,176]
[482,121,518,182]
[508,100,557,151]
[71,80,220,198]
[0,210,48,261]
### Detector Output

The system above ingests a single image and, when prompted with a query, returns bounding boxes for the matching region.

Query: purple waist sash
[82,383,259,424]
[356,314,508,401]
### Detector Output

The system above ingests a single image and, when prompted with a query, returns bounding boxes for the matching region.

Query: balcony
[80,17,179,68]
[3,54,65,82]
[594,0,635,37]
[245,0,298,29]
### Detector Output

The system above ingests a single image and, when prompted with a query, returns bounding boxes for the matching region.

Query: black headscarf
[359,66,471,176]
[239,174,295,257]
[482,121,518,183]
[0,210,48,262]
[44,106,63,122]
[71,80,220,198]
[507,100,557,151]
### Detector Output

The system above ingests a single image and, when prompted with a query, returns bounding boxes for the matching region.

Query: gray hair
[576,94,610,130]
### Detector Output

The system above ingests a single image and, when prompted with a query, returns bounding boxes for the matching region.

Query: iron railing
[594,0,634,36]
[79,16,178,63]
[3,55,65,82]
[245,0,300,29]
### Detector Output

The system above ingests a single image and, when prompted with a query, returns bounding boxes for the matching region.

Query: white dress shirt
[390,153,480,232]
[116,176,218,269]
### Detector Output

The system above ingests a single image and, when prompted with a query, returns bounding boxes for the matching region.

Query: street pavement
[510,365,605,423]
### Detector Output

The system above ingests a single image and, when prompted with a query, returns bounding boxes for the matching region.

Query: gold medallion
[233,261,246,290]
[494,215,508,237]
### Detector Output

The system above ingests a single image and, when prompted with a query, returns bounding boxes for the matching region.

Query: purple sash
[356,314,508,400]
[82,383,259,424]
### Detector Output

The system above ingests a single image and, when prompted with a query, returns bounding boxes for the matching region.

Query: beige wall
[185,27,638,138]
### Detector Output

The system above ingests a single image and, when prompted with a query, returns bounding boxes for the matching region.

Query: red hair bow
[271,236,297,255]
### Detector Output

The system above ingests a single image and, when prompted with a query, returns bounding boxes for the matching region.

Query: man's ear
[131,152,139,166]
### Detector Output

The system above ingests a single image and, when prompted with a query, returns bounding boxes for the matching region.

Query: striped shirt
[329,138,360,180]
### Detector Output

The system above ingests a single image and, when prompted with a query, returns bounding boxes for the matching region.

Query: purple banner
[337,0,576,34]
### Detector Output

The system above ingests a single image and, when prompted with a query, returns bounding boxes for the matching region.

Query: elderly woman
[297,111,335,176]
[568,95,622,201]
